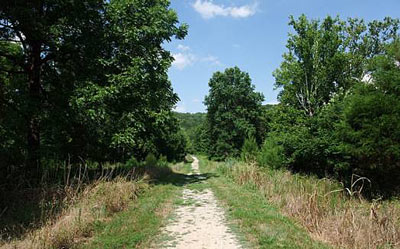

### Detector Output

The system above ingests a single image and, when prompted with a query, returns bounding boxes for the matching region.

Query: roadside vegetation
[2,0,400,248]
[200,157,400,249]
[0,1,189,246]
[199,157,330,249]
[187,15,400,249]
[198,15,400,197]
[174,112,207,153]
[0,157,190,249]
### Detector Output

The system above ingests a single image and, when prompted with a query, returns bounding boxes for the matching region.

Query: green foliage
[335,41,400,192]
[174,112,207,153]
[270,15,400,195]
[184,155,194,163]
[274,15,399,117]
[256,136,285,169]
[145,154,158,168]
[204,67,265,160]
[240,136,259,163]
[125,156,140,169]
[0,0,188,185]
[274,15,351,117]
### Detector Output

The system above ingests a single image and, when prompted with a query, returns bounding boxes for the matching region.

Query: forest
[0,0,188,186]
[189,15,400,197]
[1,0,400,248]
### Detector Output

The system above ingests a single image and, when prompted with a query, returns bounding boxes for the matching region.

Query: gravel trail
[153,156,243,249]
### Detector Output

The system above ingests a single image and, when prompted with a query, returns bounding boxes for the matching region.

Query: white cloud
[172,53,196,70]
[172,51,222,70]
[177,44,191,51]
[192,0,258,19]
[202,55,222,66]
[192,98,201,103]
[264,100,280,105]
[174,102,186,113]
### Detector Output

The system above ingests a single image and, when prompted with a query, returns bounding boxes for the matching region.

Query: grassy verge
[170,161,192,175]
[198,157,329,249]
[1,177,149,249]
[83,183,179,249]
[0,163,185,249]
[199,156,400,249]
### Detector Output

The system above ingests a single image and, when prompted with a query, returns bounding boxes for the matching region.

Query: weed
[215,160,400,249]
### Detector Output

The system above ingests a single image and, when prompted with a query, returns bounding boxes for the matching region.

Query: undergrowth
[203,157,400,249]
[0,157,174,249]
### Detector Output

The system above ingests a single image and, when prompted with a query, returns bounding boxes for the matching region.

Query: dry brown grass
[0,176,148,249]
[222,162,400,249]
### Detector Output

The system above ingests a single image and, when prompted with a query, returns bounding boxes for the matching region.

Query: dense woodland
[174,112,205,153]
[0,0,188,189]
[189,16,400,196]
[1,1,400,248]
[1,0,400,204]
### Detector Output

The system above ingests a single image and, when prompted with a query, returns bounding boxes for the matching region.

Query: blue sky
[165,0,400,113]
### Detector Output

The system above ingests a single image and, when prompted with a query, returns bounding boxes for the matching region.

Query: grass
[77,160,210,249]
[0,163,184,249]
[199,156,400,249]
[83,183,179,249]
[6,155,393,249]
[1,177,149,249]
[198,157,329,249]
[170,161,192,175]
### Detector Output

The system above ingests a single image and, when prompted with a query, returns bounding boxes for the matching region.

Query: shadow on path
[154,172,218,187]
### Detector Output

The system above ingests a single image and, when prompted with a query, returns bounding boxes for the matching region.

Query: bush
[125,156,140,169]
[157,155,169,168]
[144,153,158,168]
[257,136,285,169]
[240,136,258,162]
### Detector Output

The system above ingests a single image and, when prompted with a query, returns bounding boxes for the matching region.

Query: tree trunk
[26,43,42,182]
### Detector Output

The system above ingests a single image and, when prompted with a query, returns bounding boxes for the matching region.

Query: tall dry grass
[221,162,400,249]
[0,175,148,249]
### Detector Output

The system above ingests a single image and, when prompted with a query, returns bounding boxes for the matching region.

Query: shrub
[240,136,258,162]
[144,153,158,168]
[125,156,140,169]
[257,136,285,169]
[157,155,169,168]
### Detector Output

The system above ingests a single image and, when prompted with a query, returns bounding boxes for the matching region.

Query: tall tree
[72,0,188,162]
[274,15,399,116]
[204,67,264,160]
[0,0,105,179]
[0,0,188,182]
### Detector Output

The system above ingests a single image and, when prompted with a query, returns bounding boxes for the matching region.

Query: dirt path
[153,156,243,249]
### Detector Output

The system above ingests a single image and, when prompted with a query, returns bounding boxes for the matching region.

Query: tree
[274,15,399,117]
[0,0,106,179]
[72,0,188,162]
[0,0,188,182]
[174,112,207,153]
[204,67,264,160]
[269,15,400,194]
[336,40,400,193]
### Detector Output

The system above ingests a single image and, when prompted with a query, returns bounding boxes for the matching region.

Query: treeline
[174,112,206,153]
[197,15,400,196]
[0,0,188,186]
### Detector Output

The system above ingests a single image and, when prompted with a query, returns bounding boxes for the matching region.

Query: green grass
[171,161,192,174]
[198,156,330,249]
[80,156,330,249]
[81,161,207,249]
[83,183,180,249]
